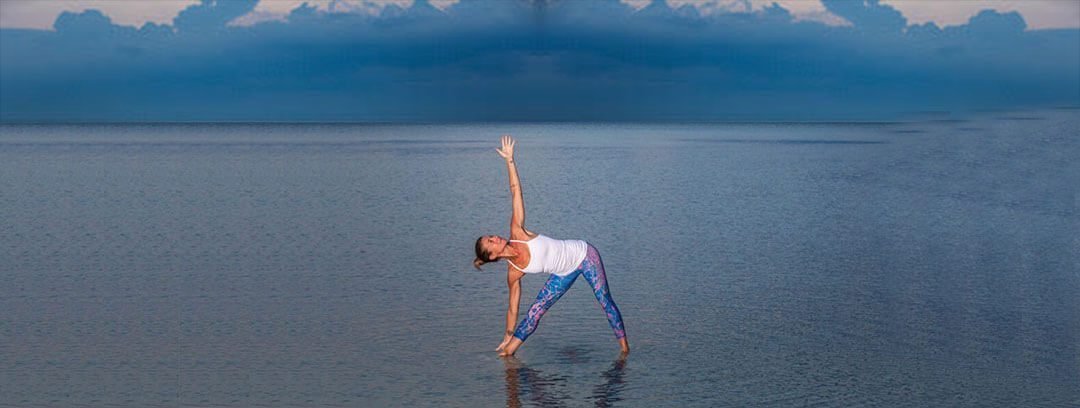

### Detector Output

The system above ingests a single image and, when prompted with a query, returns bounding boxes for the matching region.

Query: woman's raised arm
[496,135,526,234]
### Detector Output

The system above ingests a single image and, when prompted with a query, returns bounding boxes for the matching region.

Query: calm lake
[1,108,1077,407]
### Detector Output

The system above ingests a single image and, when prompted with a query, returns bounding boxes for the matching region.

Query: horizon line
[2,105,1077,127]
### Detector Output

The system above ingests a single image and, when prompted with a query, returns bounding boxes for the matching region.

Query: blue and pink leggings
[512,244,626,342]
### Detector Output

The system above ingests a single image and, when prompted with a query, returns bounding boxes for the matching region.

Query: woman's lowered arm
[496,266,525,352]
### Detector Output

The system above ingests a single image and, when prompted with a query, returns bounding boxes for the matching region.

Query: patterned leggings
[512,244,626,342]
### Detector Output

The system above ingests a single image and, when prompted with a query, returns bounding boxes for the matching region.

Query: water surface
[1,110,1078,406]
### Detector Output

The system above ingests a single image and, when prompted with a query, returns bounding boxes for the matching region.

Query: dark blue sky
[1,0,1077,122]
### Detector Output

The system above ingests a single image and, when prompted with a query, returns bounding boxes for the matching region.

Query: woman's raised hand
[496,135,515,161]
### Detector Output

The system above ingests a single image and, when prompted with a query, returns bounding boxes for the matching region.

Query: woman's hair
[474,236,495,270]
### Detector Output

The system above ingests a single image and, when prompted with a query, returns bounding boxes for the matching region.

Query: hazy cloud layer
[1,0,1077,122]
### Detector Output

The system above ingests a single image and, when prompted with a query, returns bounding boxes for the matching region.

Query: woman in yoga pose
[474,135,629,357]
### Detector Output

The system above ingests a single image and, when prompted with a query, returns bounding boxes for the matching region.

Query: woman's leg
[580,245,626,340]
[512,271,580,342]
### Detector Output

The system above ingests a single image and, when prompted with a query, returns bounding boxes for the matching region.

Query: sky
[0,0,1077,122]
[3,0,1079,30]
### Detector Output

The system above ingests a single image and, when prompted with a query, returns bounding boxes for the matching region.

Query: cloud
[2,0,1077,31]
[882,0,1079,31]
[53,8,122,37]
[822,0,906,33]
[0,0,1077,122]
[173,0,258,32]
[965,9,1026,37]
[0,0,198,30]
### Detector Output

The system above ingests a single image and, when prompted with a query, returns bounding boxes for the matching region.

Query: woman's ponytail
[474,236,492,270]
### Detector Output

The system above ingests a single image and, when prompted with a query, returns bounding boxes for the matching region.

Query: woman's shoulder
[510,226,538,241]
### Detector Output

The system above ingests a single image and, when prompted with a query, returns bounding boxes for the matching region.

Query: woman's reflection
[503,354,628,408]
[591,355,628,408]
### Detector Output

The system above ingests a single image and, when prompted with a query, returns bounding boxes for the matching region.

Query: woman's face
[481,235,507,260]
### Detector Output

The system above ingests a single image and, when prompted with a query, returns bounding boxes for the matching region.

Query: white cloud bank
[1,0,1077,31]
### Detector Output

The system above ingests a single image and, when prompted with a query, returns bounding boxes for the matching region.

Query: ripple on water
[1,113,1078,406]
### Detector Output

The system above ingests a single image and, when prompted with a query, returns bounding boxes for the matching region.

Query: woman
[474,135,629,357]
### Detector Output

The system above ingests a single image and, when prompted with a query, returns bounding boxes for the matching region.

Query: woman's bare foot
[619,337,630,354]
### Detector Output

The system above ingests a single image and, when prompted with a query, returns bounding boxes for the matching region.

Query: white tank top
[506,234,589,277]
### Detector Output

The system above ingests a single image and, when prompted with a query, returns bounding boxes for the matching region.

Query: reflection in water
[503,357,569,408]
[503,355,628,408]
[591,356,628,408]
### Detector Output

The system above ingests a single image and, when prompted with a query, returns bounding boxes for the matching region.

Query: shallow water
[1,109,1077,407]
